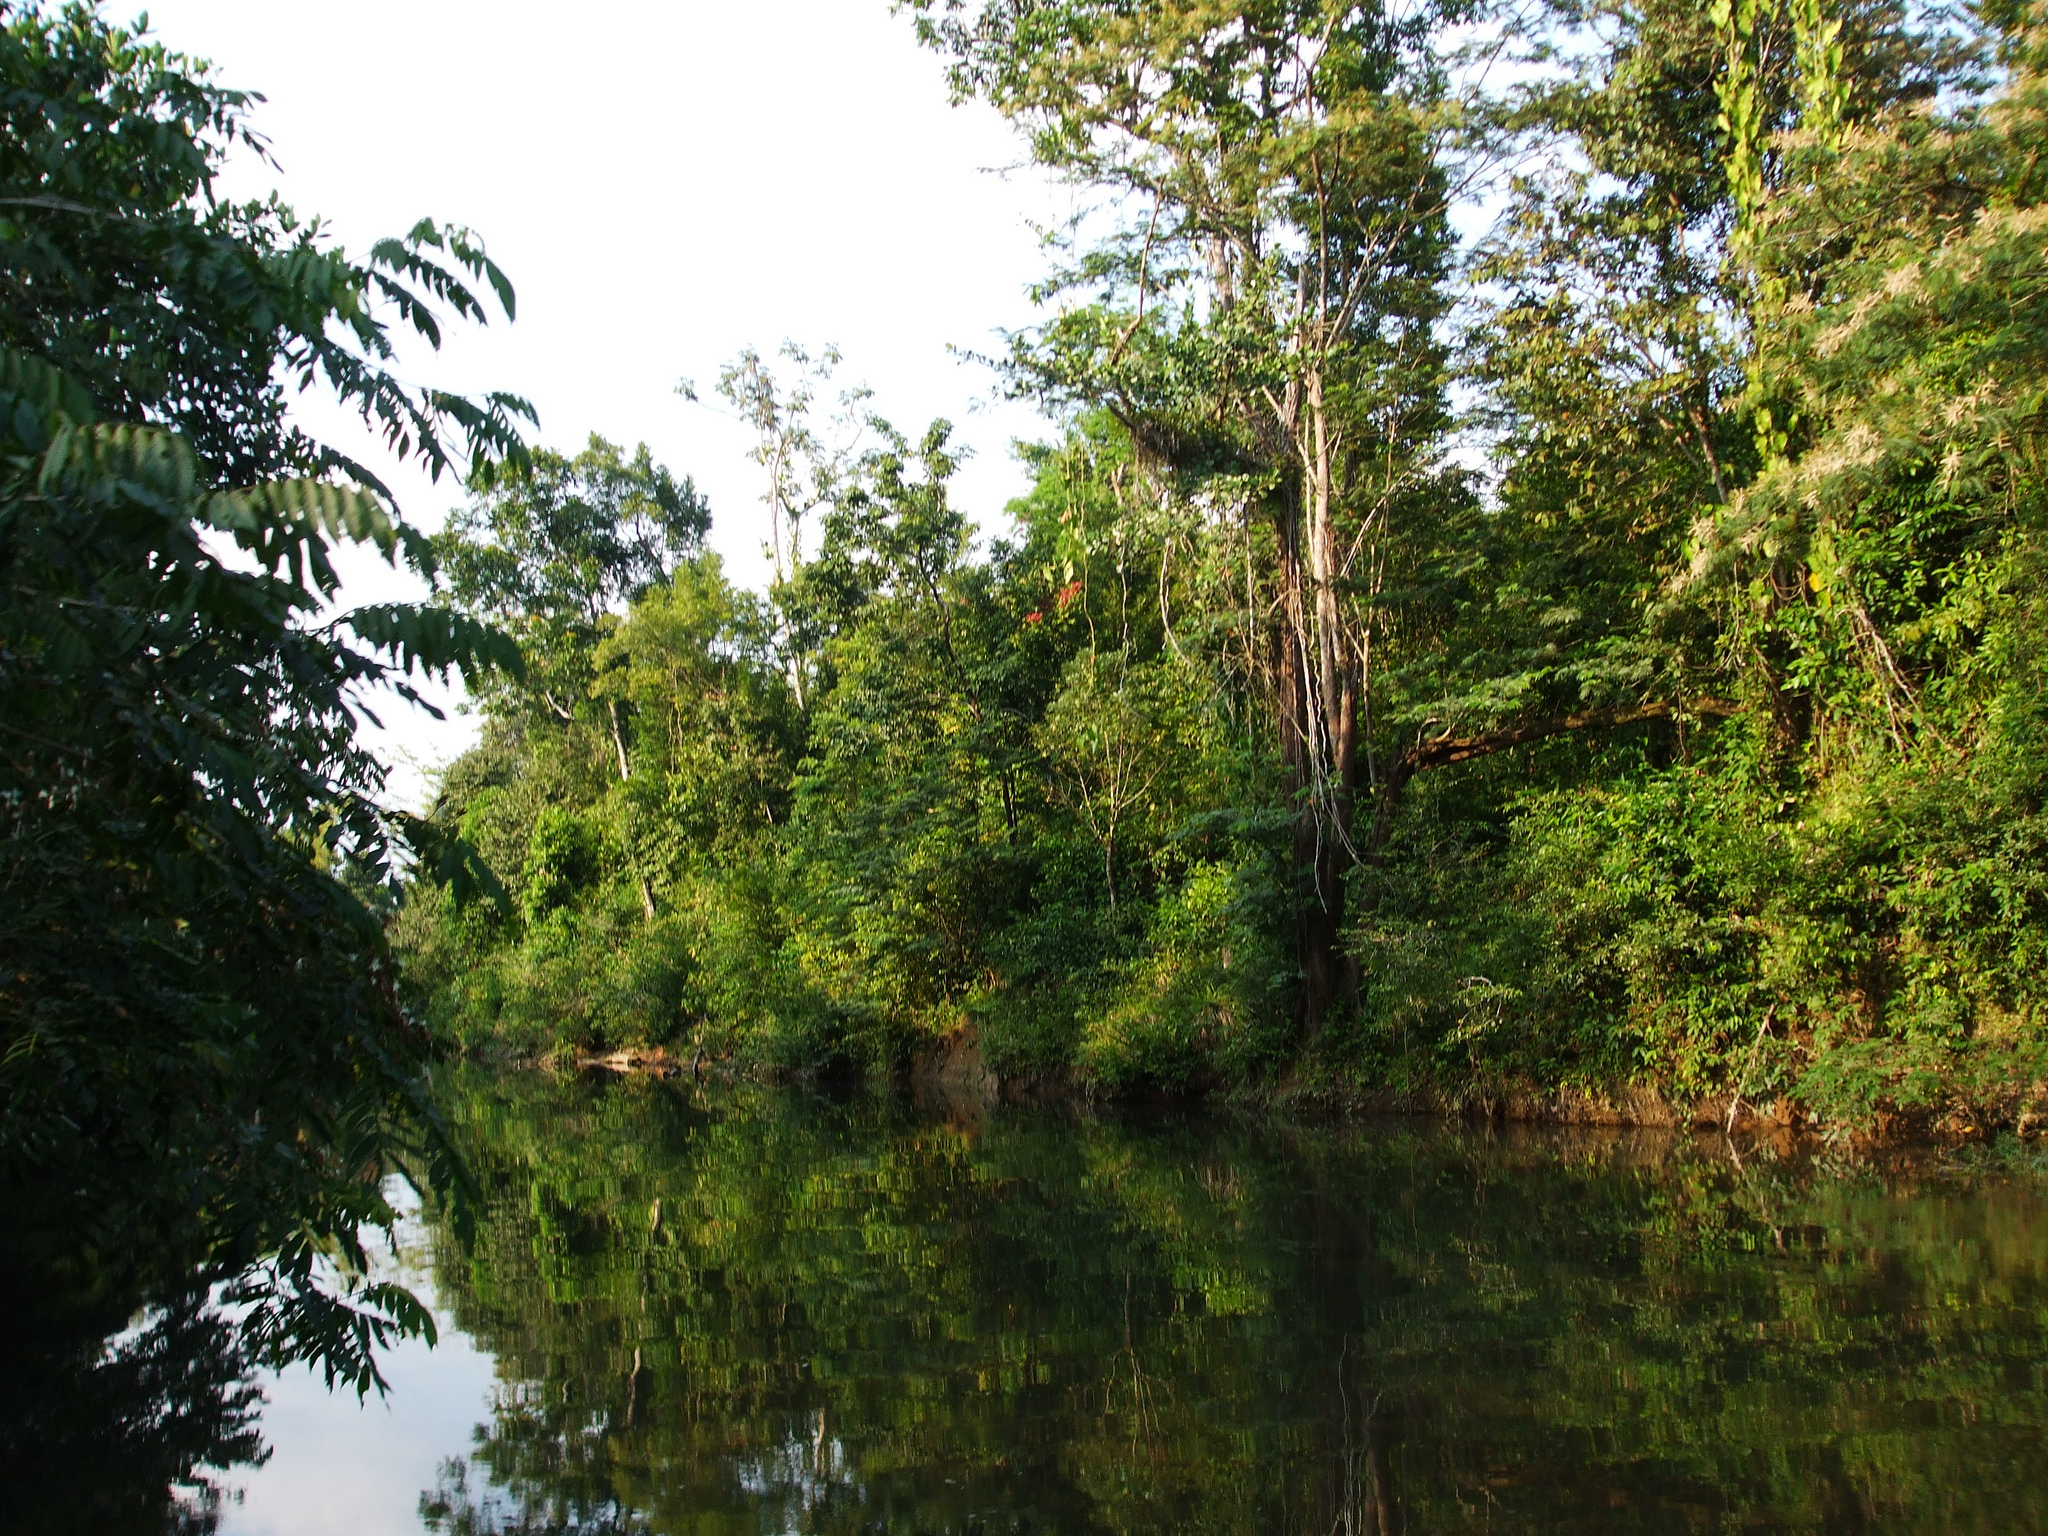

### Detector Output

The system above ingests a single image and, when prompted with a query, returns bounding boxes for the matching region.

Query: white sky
[138,0,1067,806]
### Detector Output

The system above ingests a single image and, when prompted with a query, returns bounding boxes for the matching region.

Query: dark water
[18,1071,2048,1534]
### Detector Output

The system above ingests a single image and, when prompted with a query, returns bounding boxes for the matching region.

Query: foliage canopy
[0,0,529,1391]
[408,0,2048,1137]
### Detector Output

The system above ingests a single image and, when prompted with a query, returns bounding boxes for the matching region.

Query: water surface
[41,1070,2048,1534]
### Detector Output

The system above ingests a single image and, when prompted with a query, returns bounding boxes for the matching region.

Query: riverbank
[530,1023,2046,1146]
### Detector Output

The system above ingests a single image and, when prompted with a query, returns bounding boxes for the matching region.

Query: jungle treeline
[6,0,2048,1472]
[399,0,2048,1135]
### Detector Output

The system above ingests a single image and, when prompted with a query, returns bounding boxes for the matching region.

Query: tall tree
[911,0,1468,1029]
[1462,0,1966,757]
[700,342,871,711]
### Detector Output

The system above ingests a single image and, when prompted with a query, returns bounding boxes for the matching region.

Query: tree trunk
[605,697,656,922]
[1279,363,1363,1042]
[1275,480,1357,1041]
[606,698,632,782]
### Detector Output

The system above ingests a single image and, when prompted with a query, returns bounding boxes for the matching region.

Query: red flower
[1024,611,1044,625]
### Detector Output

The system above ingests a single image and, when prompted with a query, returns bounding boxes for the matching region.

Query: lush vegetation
[9,0,2048,1523]
[0,2,526,1392]
[412,1067,2048,1534]
[404,1,2048,1134]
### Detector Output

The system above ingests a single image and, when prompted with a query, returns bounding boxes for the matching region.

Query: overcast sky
[138,0,1066,805]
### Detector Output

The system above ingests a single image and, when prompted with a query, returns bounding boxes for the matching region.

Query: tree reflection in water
[0,1270,266,1536]
[416,1069,2048,1536]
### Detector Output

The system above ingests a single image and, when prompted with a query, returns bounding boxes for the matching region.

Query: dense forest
[402,1,2048,1138]
[7,0,2048,1465]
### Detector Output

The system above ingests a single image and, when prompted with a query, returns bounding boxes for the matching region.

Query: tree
[697,342,872,710]
[910,0,1471,1031]
[0,1,533,492]
[1453,0,1961,764]
[0,4,528,1391]
[1037,652,1177,909]
[436,436,709,786]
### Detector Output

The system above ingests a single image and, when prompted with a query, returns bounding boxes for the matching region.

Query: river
[47,1069,2048,1534]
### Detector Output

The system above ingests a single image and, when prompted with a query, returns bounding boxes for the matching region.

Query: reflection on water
[410,1071,2048,1535]
[0,1275,266,1536]
[11,1071,2048,1534]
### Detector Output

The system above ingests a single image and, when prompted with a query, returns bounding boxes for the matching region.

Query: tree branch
[1365,697,1742,857]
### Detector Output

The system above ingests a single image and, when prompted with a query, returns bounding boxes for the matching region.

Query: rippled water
[36,1070,2048,1534]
